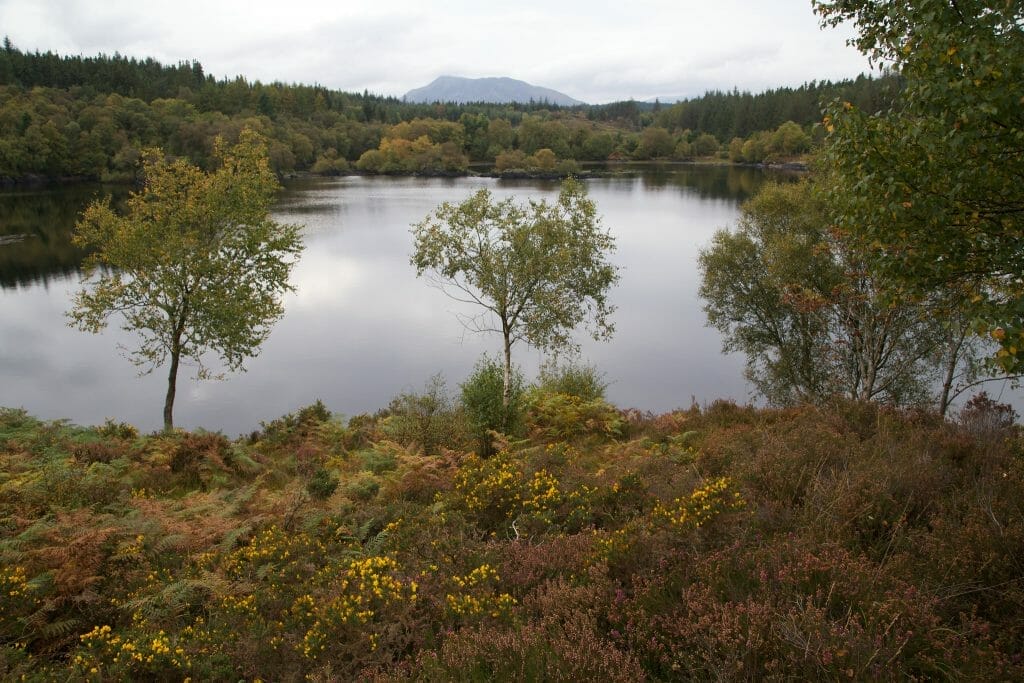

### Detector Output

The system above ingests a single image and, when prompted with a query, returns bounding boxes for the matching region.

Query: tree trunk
[938,324,971,418]
[502,329,512,432]
[163,345,180,432]
[163,317,186,432]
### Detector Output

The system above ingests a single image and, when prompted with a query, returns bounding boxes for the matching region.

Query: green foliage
[95,418,139,441]
[67,128,304,430]
[412,179,619,406]
[305,467,339,500]
[0,41,903,183]
[523,390,623,441]
[535,357,608,402]
[309,149,350,175]
[357,447,398,475]
[727,120,813,163]
[256,399,338,450]
[356,123,469,175]
[381,374,466,455]
[0,397,1022,680]
[493,147,578,176]
[460,355,524,455]
[654,74,901,142]
[525,358,620,442]
[632,126,675,160]
[699,179,976,408]
[815,0,1024,371]
[343,471,380,501]
[690,132,720,157]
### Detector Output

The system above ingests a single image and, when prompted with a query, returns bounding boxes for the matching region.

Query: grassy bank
[1,394,1021,680]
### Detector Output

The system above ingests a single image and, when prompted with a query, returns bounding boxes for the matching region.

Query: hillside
[0,43,897,181]
[403,76,584,106]
[0,392,1021,680]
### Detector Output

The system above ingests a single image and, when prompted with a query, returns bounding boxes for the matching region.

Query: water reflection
[577,162,790,198]
[0,185,129,290]
[1,168,787,433]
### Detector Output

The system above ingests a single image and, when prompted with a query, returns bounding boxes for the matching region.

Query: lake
[1,165,780,434]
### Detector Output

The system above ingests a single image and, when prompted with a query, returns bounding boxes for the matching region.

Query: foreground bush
[0,399,1021,680]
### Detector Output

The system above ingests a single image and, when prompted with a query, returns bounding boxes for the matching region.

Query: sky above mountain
[0,0,874,104]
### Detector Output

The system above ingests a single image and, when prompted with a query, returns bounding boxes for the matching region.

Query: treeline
[0,38,552,125]
[0,40,899,180]
[654,76,901,142]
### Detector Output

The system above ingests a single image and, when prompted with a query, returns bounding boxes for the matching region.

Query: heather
[0,390,1021,681]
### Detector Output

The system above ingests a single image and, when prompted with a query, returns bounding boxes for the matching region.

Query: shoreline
[0,159,810,188]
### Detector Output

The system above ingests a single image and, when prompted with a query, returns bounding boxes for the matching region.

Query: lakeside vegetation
[1,0,1022,679]
[1,379,1022,680]
[0,39,896,182]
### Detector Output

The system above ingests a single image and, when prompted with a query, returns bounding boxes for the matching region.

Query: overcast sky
[0,0,873,104]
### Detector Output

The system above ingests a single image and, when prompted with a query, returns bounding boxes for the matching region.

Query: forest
[0,39,897,181]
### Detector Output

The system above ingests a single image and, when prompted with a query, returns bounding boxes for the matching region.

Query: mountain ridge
[403,75,584,106]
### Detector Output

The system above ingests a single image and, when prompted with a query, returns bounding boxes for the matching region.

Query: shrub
[535,358,608,401]
[258,399,333,445]
[171,432,232,473]
[70,438,128,465]
[310,150,350,175]
[419,574,641,682]
[344,472,380,501]
[95,418,139,441]
[692,132,720,156]
[494,149,527,172]
[358,446,398,474]
[460,355,524,456]
[554,159,579,176]
[306,467,339,500]
[381,374,466,455]
[958,391,1019,441]
[381,455,456,503]
[4,397,1024,681]
[524,390,623,441]
[343,413,379,450]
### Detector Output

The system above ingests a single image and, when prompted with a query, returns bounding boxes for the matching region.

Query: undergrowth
[0,397,1021,681]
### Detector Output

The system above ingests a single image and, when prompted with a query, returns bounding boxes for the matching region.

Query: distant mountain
[403,76,585,106]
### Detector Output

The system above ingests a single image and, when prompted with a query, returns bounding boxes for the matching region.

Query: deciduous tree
[814,0,1024,371]
[411,179,619,409]
[699,180,981,409]
[68,128,303,430]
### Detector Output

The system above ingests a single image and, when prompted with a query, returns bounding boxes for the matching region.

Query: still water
[1,166,775,434]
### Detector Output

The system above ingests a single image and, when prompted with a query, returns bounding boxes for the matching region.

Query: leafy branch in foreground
[814,0,1024,372]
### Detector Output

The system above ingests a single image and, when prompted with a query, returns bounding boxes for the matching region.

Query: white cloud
[0,0,873,103]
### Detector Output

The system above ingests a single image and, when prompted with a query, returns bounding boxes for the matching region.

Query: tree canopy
[814,0,1024,371]
[699,180,984,410]
[411,179,619,409]
[68,128,304,430]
